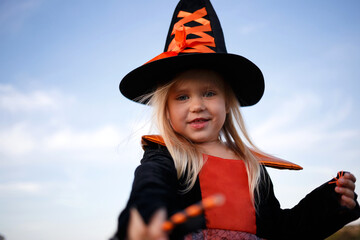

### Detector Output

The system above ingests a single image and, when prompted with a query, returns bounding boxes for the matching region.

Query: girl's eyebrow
[171,84,191,92]
[204,84,221,91]
[171,81,221,93]
[205,85,218,89]
[173,86,217,94]
[171,88,189,94]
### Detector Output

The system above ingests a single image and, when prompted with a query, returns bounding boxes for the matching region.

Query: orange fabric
[251,151,303,170]
[199,155,256,233]
[141,135,303,170]
[171,8,208,35]
[146,7,215,64]
[177,9,210,26]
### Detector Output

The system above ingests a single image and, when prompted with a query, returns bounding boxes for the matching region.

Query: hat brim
[119,53,264,106]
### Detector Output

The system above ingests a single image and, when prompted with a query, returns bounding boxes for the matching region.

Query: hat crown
[164,0,227,55]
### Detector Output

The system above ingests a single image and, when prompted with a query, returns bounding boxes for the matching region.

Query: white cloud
[44,125,122,150]
[0,182,42,194]
[0,84,138,164]
[0,122,36,156]
[0,84,66,112]
[0,122,128,163]
[251,92,357,155]
[253,92,322,137]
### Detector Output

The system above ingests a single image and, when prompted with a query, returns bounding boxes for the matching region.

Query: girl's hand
[128,208,168,240]
[334,172,357,209]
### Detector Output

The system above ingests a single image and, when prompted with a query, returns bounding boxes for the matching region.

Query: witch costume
[113,0,360,239]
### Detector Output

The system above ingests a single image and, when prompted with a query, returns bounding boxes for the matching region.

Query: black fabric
[114,144,205,240]
[255,167,360,240]
[113,144,360,240]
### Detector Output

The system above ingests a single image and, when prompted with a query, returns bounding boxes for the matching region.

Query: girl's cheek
[166,108,170,120]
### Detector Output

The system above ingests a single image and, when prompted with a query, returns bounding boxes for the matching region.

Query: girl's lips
[188,118,209,129]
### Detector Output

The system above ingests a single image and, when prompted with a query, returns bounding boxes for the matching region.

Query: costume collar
[141,135,302,170]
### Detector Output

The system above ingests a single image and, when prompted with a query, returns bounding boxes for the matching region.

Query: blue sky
[0,0,359,239]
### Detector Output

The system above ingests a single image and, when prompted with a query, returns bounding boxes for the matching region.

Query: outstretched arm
[256,168,360,240]
[113,147,180,240]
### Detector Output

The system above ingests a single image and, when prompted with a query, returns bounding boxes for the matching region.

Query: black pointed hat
[120,0,264,106]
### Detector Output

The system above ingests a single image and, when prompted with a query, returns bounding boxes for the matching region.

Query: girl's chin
[186,136,219,144]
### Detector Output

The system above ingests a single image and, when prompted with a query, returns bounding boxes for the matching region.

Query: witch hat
[120,0,264,107]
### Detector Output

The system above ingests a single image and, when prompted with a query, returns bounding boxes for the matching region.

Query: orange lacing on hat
[329,171,345,186]
[145,7,215,64]
[167,7,215,53]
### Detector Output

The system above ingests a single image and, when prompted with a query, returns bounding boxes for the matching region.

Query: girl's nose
[190,97,205,112]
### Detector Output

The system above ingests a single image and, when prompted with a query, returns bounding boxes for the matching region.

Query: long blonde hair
[142,69,261,202]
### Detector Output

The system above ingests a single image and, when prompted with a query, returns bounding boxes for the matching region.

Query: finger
[335,186,355,199]
[343,173,356,183]
[339,194,357,209]
[338,177,356,191]
[128,208,147,240]
[148,208,168,240]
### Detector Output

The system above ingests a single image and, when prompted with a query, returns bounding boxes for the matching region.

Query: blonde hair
[142,69,261,202]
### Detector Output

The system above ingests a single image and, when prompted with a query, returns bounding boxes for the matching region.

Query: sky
[0,0,359,239]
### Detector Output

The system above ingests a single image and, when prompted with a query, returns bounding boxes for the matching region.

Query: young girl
[113,0,360,239]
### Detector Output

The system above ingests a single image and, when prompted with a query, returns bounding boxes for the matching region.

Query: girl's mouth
[189,118,209,129]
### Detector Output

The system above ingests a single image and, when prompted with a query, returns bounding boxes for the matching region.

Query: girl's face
[166,71,227,144]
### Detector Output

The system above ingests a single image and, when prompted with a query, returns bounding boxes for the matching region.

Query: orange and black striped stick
[162,194,225,232]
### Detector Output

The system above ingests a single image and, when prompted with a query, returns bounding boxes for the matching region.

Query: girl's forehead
[173,77,219,88]
[171,69,225,89]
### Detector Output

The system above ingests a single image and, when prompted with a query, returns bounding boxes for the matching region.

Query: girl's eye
[204,91,216,97]
[176,95,189,101]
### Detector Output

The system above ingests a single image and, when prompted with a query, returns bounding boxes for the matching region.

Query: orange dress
[185,155,261,240]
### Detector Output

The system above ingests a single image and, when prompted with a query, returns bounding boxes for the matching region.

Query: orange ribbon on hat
[145,7,216,64]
